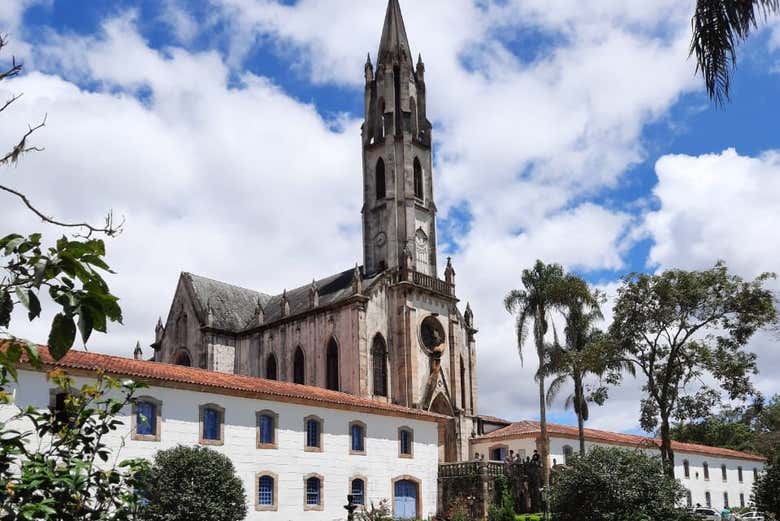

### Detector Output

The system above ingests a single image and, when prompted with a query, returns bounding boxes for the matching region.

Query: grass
[515,515,543,521]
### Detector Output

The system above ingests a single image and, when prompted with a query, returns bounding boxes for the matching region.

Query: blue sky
[2,0,779,433]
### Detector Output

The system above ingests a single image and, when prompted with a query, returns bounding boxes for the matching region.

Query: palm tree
[691,0,780,104]
[541,276,605,457]
[504,260,567,486]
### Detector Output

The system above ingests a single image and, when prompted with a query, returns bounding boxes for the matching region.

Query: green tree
[607,263,777,476]
[141,445,247,521]
[0,34,122,366]
[0,369,149,520]
[504,260,568,486]
[752,455,780,518]
[691,0,780,105]
[541,275,617,456]
[550,447,695,521]
[487,474,515,521]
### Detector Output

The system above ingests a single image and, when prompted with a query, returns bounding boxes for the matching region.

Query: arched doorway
[430,393,457,463]
[393,478,419,519]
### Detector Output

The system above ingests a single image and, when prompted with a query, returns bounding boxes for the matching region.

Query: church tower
[362,0,437,277]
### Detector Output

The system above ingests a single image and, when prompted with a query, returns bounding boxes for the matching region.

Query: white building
[4,347,446,520]
[471,418,766,511]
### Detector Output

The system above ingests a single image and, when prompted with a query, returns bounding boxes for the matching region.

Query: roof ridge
[184,272,271,298]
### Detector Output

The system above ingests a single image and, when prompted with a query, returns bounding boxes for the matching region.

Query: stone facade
[151,0,478,463]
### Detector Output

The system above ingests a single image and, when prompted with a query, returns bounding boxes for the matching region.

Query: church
[151,0,478,464]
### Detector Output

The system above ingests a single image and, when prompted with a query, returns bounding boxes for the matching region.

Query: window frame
[293,346,306,385]
[398,426,414,458]
[488,444,508,462]
[372,334,388,398]
[562,445,574,465]
[683,459,690,479]
[255,472,278,512]
[304,415,324,452]
[703,461,710,480]
[265,353,278,381]
[738,465,743,483]
[721,464,728,482]
[303,473,324,511]
[349,420,367,455]
[256,410,278,449]
[198,403,225,446]
[705,491,712,507]
[349,475,367,507]
[391,475,422,520]
[131,396,162,442]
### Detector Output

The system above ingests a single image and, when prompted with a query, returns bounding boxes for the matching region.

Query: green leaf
[48,313,76,360]
[78,308,94,345]
[27,291,41,321]
[0,289,12,327]
[2,235,24,254]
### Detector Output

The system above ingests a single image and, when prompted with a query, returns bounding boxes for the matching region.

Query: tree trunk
[535,310,550,487]
[659,414,675,478]
[575,377,585,456]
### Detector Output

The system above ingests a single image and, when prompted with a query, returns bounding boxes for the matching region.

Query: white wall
[5,369,440,520]
[472,435,765,510]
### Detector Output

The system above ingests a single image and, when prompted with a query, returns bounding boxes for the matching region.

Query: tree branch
[0,114,47,166]
[0,183,124,238]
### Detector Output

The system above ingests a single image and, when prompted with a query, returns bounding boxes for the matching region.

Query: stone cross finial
[464,302,474,328]
[280,290,290,317]
[133,341,143,360]
[309,280,320,308]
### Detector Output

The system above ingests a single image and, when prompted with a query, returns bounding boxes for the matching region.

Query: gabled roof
[472,420,766,462]
[378,0,413,65]
[19,345,448,423]
[182,267,382,333]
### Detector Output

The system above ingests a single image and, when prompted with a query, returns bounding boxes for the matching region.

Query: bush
[549,446,695,521]
[140,445,246,521]
[515,516,541,521]
[488,475,516,521]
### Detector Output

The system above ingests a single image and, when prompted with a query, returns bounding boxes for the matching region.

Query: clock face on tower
[375,232,387,247]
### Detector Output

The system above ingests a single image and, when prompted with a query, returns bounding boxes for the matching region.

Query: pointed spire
[416,52,425,79]
[134,341,143,361]
[378,0,412,65]
[352,264,363,294]
[445,257,456,286]
[464,302,474,328]
[206,300,214,327]
[309,279,320,309]
[280,290,290,317]
[255,297,265,325]
[365,52,374,82]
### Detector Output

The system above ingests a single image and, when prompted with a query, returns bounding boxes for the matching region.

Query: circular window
[420,316,445,352]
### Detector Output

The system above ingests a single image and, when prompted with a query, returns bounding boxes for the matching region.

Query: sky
[1,0,779,435]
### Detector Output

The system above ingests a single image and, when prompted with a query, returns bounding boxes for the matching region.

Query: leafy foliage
[752,454,780,518]
[549,447,696,521]
[606,262,777,474]
[1,234,122,359]
[488,475,516,521]
[140,445,247,521]
[355,499,393,521]
[0,368,149,520]
[690,0,780,105]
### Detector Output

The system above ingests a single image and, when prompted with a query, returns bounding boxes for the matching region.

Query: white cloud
[5,0,778,436]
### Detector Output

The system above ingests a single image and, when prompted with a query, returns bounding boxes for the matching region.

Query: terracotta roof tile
[19,345,448,423]
[472,420,766,462]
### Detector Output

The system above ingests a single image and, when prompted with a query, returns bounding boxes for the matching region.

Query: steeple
[378,0,412,65]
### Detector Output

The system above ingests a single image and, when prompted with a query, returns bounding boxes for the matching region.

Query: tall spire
[378,0,412,65]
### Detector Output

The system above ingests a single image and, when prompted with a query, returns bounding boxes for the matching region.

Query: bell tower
[362,0,437,277]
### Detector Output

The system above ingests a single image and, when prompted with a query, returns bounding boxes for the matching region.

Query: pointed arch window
[265,353,277,381]
[459,355,466,410]
[372,334,388,397]
[410,96,418,138]
[173,349,191,367]
[293,347,305,385]
[413,158,423,199]
[377,97,386,139]
[326,338,340,391]
[376,158,386,200]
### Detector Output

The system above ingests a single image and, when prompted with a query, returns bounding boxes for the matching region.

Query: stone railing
[404,269,454,297]
[438,461,503,478]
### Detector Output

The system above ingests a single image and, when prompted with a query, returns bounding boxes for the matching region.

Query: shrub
[488,475,516,521]
[140,445,247,521]
[549,446,696,521]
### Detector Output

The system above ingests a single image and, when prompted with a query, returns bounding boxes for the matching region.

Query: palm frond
[691,0,780,105]
[546,374,570,408]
